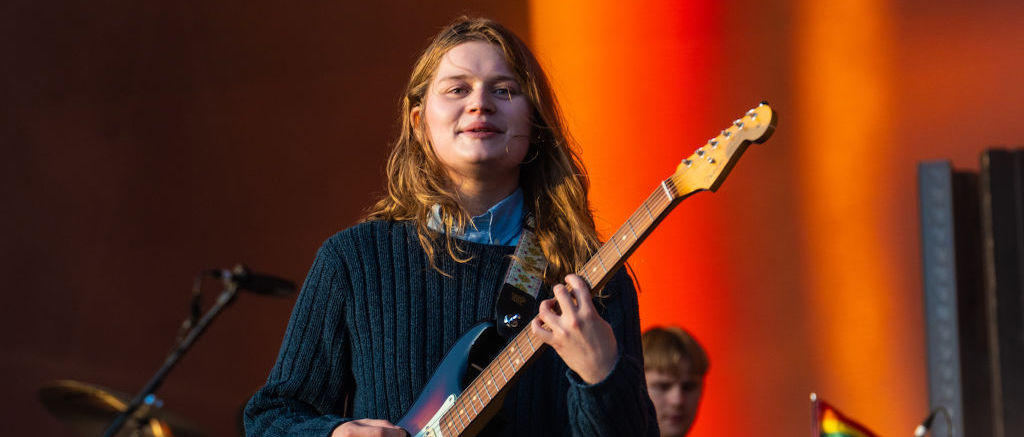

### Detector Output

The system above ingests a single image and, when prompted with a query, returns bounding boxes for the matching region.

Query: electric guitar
[396,102,778,436]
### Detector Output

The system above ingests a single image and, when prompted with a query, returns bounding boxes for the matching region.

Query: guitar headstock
[668,102,776,197]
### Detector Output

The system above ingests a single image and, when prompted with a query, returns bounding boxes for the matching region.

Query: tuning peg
[733,119,744,128]
[696,148,705,157]
[709,139,718,148]
[721,130,731,138]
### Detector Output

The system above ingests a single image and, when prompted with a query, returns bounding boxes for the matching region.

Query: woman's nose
[466,89,496,114]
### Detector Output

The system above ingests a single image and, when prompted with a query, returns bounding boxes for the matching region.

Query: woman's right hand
[331,419,408,437]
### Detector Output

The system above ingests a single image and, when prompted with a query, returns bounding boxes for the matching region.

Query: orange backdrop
[530,0,1024,435]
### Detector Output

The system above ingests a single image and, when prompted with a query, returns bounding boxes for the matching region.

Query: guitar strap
[494,214,548,338]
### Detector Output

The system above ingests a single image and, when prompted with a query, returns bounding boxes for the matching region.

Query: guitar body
[397,322,508,437]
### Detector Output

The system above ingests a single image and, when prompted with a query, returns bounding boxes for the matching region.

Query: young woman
[244,17,657,437]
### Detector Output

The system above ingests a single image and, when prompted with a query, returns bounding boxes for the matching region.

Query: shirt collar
[427,188,524,246]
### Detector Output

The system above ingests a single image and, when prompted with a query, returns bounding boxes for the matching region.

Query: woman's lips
[460,129,500,139]
[458,121,501,137]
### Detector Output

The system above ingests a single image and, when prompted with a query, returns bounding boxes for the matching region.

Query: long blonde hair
[366,17,600,286]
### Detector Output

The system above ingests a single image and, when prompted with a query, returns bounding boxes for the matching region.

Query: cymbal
[38,380,209,437]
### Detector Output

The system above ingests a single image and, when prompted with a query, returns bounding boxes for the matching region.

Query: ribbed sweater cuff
[564,352,652,436]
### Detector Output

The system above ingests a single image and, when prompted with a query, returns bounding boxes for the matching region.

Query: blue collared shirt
[427,188,525,246]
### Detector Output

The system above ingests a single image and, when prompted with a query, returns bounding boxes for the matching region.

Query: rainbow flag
[811,393,879,437]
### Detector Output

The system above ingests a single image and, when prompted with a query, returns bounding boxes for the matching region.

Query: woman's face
[414,41,532,189]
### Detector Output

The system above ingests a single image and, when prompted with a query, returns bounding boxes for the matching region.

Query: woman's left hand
[531,274,618,384]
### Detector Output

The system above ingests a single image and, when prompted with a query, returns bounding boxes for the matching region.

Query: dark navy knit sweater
[244,221,657,436]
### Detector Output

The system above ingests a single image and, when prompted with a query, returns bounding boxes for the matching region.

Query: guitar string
[439,178,679,434]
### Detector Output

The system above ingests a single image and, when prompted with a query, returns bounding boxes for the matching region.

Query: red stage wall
[530,0,1024,435]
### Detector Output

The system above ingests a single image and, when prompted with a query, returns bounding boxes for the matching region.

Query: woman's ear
[410,105,428,146]
[410,106,421,126]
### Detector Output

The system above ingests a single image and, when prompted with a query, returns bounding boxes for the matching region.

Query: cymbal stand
[99,280,240,437]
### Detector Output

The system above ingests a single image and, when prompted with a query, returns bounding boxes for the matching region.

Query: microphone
[206,265,296,297]
[913,406,952,437]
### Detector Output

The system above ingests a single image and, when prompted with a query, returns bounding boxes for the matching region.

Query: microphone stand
[99,280,240,437]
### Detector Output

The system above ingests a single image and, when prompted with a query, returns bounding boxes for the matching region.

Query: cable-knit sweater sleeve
[244,237,352,437]
[564,270,659,437]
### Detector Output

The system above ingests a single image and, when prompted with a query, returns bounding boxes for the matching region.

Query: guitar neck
[579,179,685,291]
[435,179,682,435]
[435,102,775,435]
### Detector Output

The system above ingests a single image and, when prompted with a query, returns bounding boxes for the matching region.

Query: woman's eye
[494,87,518,99]
[447,87,468,95]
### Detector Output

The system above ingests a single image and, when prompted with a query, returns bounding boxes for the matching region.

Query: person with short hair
[642,326,709,436]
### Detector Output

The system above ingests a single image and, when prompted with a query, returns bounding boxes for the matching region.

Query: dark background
[1,2,527,436]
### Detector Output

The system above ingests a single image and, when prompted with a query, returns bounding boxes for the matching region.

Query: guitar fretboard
[434,177,683,435]
[580,178,683,290]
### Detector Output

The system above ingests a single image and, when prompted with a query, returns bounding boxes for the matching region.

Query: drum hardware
[37,264,295,437]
